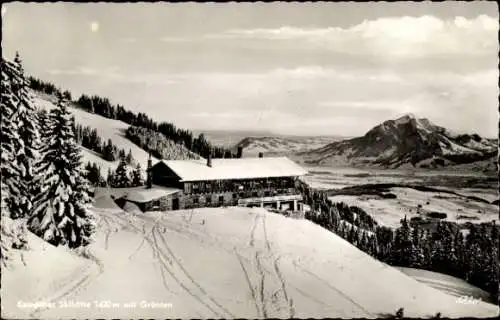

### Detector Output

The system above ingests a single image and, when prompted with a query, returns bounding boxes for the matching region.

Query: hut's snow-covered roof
[159,157,308,182]
[122,186,181,203]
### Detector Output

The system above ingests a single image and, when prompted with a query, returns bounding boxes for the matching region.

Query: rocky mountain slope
[300,114,497,169]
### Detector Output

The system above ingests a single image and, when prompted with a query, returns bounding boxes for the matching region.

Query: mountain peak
[394,113,417,124]
[304,113,497,169]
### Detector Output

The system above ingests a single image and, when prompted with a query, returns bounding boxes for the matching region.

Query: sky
[2,2,499,137]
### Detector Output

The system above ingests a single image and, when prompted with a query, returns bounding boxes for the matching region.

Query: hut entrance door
[172,198,179,210]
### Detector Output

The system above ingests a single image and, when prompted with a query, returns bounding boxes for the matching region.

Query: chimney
[207,152,212,167]
[237,146,243,158]
[258,152,263,158]
[146,152,153,188]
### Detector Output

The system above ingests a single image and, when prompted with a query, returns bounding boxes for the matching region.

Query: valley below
[302,165,498,229]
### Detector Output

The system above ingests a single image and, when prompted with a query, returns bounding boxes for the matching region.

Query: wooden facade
[121,157,307,212]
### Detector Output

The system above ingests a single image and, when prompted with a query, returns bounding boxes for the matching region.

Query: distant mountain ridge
[234,135,343,157]
[300,114,497,169]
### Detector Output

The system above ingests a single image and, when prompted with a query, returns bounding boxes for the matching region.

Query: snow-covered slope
[32,92,162,173]
[2,206,497,318]
[301,114,497,169]
[1,218,98,319]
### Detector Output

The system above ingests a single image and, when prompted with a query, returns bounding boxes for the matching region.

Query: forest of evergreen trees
[105,157,144,188]
[2,54,95,260]
[298,181,499,302]
[27,76,233,159]
[73,122,137,164]
[125,126,200,160]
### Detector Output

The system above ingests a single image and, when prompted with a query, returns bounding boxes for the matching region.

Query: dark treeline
[83,161,107,188]
[28,76,234,159]
[298,181,499,302]
[83,157,144,189]
[73,123,136,164]
[28,76,72,101]
[125,126,200,160]
[106,158,144,188]
[75,93,234,158]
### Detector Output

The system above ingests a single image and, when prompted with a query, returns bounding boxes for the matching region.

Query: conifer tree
[132,163,144,187]
[410,224,425,268]
[111,158,131,188]
[0,57,22,219]
[390,216,413,266]
[126,149,134,165]
[118,149,126,161]
[28,94,95,248]
[106,167,114,187]
[102,139,116,161]
[8,53,43,219]
[37,108,51,143]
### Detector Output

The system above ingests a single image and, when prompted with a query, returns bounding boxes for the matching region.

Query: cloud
[48,66,101,76]
[210,15,499,58]
[120,37,137,43]
[45,62,497,137]
[46,67,182,86]
[159,36,191,42]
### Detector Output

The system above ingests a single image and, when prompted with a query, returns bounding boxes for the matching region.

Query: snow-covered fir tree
[132,163,144,187]
[37,108,50,145]
[29,93,95,248]
[1,57,24,219]
[111,158,132,188]
[126,149,134,165]
[1,55,31,260]
[106,167,114,187]
[6,53,43,219]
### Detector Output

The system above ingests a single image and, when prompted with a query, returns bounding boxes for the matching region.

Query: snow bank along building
[119,150,308,212]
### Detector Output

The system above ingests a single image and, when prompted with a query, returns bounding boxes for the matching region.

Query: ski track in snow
[29,247,105,318]
[101,211,233,318]
[291,259,373,317]
[109,209,304,318]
